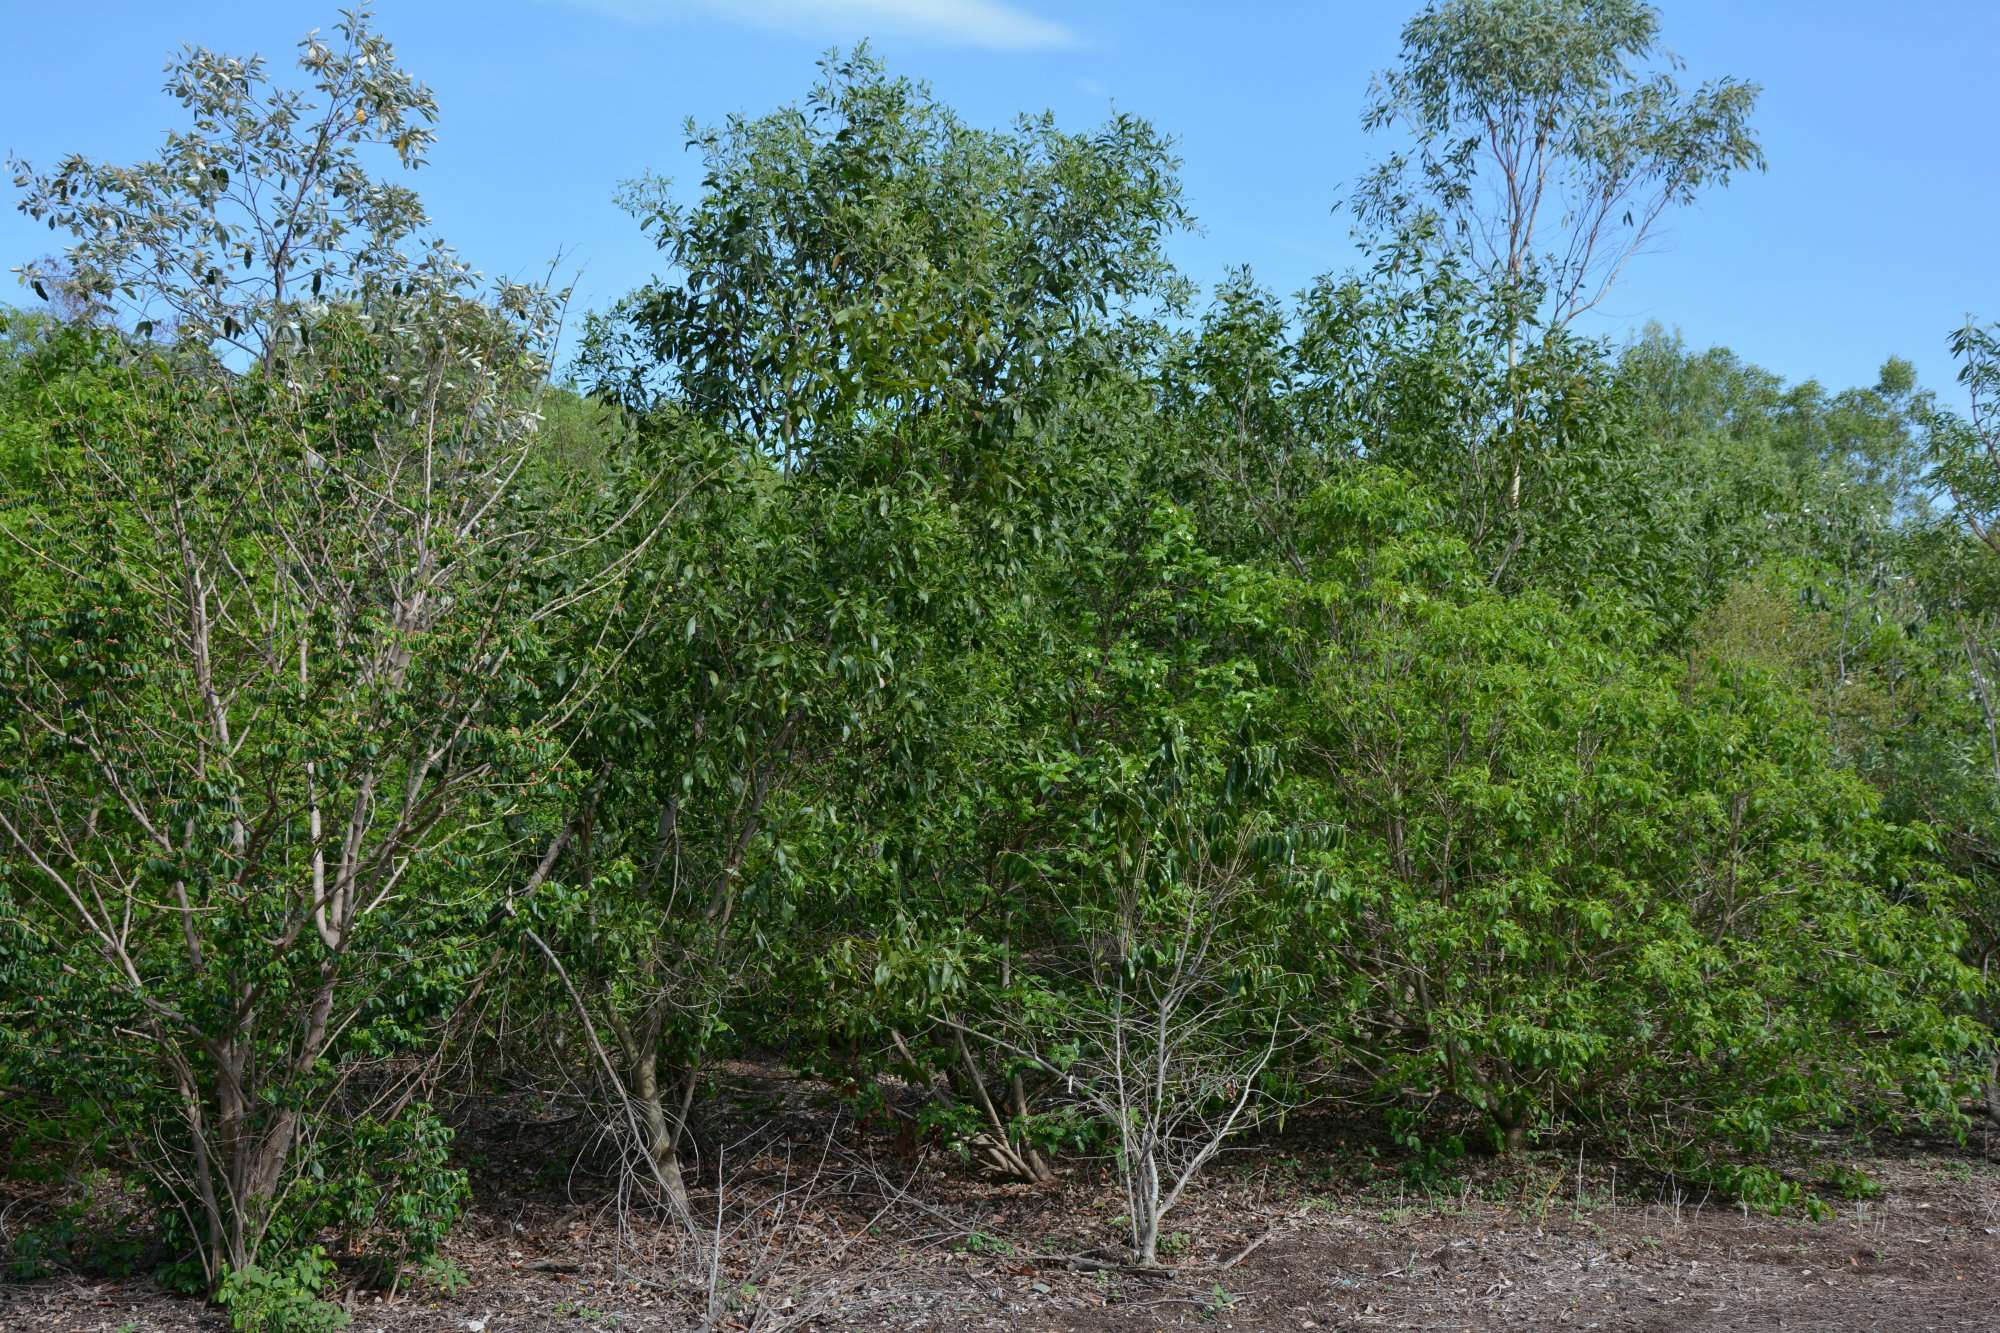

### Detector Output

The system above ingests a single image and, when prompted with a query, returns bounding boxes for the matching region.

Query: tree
[548,49,1194,1206]
[1914,317,2000,1115]
[1926,320,2000,556]
[1358,0,1762,581]
[1362,0,1761,338]
[1284,471,1982,1176]
[12,8,444,368]
[0,12,627,1287]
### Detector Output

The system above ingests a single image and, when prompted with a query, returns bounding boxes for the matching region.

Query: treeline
[2,1,1997,1321]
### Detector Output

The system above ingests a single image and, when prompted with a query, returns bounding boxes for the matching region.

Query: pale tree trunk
[631,1046,693,1216]
[950,1027,1054,1184]
[1130,1152,1163,1267]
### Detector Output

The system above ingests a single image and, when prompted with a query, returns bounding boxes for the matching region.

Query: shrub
[1292,473,1987,1169]
[216,1248,349,1333]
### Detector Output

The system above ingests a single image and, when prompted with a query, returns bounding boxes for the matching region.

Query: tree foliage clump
[1287,474,1981,1170]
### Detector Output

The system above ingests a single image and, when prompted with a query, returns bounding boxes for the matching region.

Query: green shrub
[1292,473,1987,1176]
[305,1106,469,1274]
[216,1247,349,1333]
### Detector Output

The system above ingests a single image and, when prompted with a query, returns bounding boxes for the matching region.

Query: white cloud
[578,0,1076,49]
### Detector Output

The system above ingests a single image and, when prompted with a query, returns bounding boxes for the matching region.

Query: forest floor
[5,1060,1998,1332]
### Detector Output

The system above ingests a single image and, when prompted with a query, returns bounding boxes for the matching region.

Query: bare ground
[6,1064,1997,1332]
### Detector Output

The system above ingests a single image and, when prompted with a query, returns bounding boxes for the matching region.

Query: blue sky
[4,1,1995,398]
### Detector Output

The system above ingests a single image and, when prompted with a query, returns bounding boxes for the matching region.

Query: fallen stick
[1220,1225,1282,1270]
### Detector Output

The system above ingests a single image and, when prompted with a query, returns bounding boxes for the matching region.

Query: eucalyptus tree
[1361,0,1761,338]
[0,12,643,1287]
[1356,0,1762,582]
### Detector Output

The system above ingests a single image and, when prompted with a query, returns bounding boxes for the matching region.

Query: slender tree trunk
[631,1049,692,1215]
[950,1027,1053,1184]
[1132,1152,1161,1266]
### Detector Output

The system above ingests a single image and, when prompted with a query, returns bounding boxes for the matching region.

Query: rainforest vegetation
[3,3,1998,1328]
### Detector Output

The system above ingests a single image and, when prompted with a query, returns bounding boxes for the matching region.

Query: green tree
[544,50,1194,1205]
[0,14,615,1285]
[1358,0,1762,582]
[1285,472,1982,1168]
[12,8,442,368]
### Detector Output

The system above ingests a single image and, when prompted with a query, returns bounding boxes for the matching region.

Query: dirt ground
[6,1067,1998,1332]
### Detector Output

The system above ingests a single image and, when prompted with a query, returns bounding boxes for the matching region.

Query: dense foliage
[2,0,1994,1306]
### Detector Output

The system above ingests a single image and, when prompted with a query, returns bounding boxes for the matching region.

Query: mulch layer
[6,1067,1996,1332]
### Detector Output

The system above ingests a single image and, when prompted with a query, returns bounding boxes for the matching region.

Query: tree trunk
[633,1050,691,1215]
[1490,1104,1528,1155]
[1131,1153,1161,1266]
[950,1028,1054,1184]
